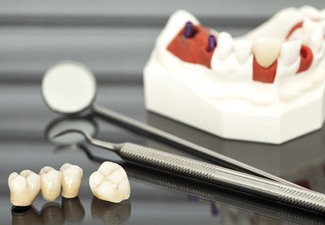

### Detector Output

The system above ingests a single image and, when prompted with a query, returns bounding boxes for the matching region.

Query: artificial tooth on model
[89,162,131,203]
[310,27,324,53]
[60,163,83,198]
[8,170,41,206]
[39,166,62,202]
[253,38,281,68]
[216,32,233,59]
[279,40,302,66]
[303,18,319,33]
[234,40,252,64]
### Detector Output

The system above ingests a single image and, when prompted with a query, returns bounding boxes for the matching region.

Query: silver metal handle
[127,165,325,225]
[119,143,325,214]
[93,104,303,189]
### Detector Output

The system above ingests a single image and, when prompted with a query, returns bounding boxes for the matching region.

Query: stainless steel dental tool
[54,129,325,214]
[41,61,302,189]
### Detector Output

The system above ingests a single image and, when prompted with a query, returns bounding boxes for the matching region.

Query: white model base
[144,8,325,144]
[144,51,325,144]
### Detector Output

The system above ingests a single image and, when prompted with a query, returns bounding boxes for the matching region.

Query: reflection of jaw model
[144,6,325,144]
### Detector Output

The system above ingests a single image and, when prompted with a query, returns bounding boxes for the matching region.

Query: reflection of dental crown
[144,7,325,144]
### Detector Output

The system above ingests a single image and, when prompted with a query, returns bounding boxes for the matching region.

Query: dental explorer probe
[42,62,303,190]
[54,129,325,214]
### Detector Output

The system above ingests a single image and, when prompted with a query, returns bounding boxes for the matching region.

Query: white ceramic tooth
[279,40,302,66]
[8,170,41,206]
[217,32,233,59]
[310,27,324,53]
[60,163,83,198]
[303,18,318,33]
[234,40,252,64]
[253,38,281,68]
[89,162,131,203]
[39,166,62,202]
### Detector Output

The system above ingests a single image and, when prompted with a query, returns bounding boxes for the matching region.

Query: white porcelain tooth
[39,166,62,202]
[8,170,41,206]
[303,18,318,33]
[279,40,302,66]
[89,162,131,203]
[217,32,234,59]
[60,163,83,198]
[234,40,252,64]
[253,38,281,68]
[310,27,324,53]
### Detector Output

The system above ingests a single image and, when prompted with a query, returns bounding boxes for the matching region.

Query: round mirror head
[42,62,96,115]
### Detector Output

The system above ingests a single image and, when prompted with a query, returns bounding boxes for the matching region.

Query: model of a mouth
[144,7,325,144]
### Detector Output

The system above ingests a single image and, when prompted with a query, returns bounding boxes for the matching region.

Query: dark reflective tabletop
[1,83,325,224]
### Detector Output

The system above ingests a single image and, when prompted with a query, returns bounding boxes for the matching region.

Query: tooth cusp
[8,170,41,206]
[60,163,83,199]
[89,162,131,203]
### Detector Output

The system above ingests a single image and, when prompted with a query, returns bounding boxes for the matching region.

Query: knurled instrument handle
[119,143,325,214]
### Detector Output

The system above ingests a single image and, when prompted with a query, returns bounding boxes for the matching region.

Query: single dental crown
[144,6,325,144]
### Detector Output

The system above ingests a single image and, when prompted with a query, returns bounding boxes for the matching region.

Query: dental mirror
[41,61,303,189]
[42,61,96,115]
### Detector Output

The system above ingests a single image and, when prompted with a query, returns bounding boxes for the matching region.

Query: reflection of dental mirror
[45,116,97,145]
[41,61,302,189]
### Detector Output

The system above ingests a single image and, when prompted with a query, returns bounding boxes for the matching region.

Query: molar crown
[89,162,131,203]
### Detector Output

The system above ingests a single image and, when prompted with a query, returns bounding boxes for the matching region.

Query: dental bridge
[42,60,325,215]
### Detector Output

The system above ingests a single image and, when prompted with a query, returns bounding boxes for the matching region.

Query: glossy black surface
[1,83,325,224]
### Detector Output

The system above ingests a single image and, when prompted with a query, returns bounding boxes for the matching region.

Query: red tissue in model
[167,21,314,84]
[167,22,215,68]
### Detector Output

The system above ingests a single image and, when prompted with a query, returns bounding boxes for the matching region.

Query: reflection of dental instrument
[54,129,325,214]
[41,61,302,189]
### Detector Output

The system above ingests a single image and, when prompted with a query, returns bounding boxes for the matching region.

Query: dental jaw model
[144,7,325,144]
